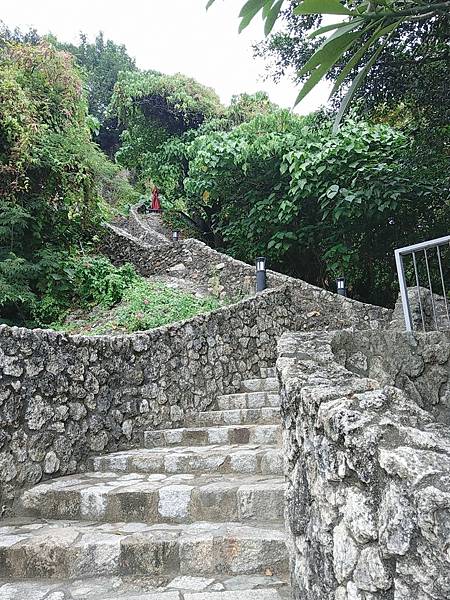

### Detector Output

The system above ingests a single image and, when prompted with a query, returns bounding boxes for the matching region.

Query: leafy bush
[183,111,449,306]
[0,41,137,325]
[51,277,221,335]
[32,253,138,325]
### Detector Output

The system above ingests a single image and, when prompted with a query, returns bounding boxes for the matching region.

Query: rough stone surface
[0,217,391,511]
[390,286,450,332]
[0,358,291,598]
[0,289,292,511]
[0,574,291,599]
[279,329,450,600]
[0,204,412,600]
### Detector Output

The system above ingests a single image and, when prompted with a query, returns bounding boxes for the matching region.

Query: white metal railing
[394,235,450,332]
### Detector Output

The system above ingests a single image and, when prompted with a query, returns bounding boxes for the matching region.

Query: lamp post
[256,257,267,293]
[336,276,347,297]
[172,231,180,243]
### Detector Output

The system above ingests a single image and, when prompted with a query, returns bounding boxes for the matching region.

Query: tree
[182,109,448,305]
[110,71,224,186]
[0,41,136,325]
[207,0,450,126]
[0,20,40,45]
[57,32,137,156]
[254,2,449,132]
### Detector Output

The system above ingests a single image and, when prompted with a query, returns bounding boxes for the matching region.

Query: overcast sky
[1,0,330,113]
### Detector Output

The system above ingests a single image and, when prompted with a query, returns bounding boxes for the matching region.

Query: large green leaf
[329,19,398,98]
[310,18,364,39]
[294,0,354,16]
[264,0,284,35]
[295,31,363,104]
[238,0,267,32]
[298,30,362,77]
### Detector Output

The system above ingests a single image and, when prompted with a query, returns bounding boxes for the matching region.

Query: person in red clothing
[151,186,161,212]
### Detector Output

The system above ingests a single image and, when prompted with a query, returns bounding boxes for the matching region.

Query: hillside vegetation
[0,19,448,328]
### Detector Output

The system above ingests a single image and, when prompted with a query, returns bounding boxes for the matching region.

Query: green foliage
[111,71,224,202]
[112,81,280,219]
[112,71,223,137]
[34,253,138,323]
[0,41,135,325]
[56,32,137,156]
[208,0,450,125]
[53,277,221,335]
[114,280,220,332]
[226,92,278,126]
[182,110,449,305]
[254,2,449,137]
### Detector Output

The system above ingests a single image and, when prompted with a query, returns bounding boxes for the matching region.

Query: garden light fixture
[256,257,267,293]
[336,277,347,297]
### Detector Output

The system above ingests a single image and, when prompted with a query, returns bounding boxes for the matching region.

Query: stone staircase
[0,368,291,599]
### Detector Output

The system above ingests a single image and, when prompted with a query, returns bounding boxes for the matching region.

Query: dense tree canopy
[182,110,447,305]
[254,1,449,133]
[0,41,136,325]
[0,14,448,321]
[110,71,224,192]
[208,0,450,126]
[57,32,137,156]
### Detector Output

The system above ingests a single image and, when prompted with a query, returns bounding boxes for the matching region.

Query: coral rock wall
[278,330,450,600]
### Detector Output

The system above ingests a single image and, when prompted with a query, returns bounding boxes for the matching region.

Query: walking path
[0,370,290,599]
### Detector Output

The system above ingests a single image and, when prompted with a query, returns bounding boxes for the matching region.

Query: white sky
[1,0,330,113]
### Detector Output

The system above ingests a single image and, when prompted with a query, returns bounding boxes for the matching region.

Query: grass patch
[53,279,221,335]
[116,280,221,332]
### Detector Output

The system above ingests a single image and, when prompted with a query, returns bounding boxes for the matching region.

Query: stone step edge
[0,577,292,600]
[191,408,281,427]
[0,519,289,579]
[239,378,279,392]
[89,446,284,477]
[19,476,286,524]
[143,424,282,448]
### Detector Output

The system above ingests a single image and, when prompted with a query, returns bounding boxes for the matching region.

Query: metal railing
[394,235,450,332]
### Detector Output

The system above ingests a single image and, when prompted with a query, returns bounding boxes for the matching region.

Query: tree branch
[359,1,450,20]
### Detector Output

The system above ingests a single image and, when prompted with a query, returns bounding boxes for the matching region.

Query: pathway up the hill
[0,368,291,599]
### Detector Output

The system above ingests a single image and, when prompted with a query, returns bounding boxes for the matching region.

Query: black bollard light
[256,257,267,293]
[172,231,180,243]
[336,276,347,297]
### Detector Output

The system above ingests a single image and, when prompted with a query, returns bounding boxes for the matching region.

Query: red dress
[151,187,161,211]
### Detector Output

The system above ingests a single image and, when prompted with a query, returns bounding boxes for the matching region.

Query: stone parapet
[278,329,450,600]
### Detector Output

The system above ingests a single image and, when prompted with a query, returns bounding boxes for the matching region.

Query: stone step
[0,574,291,599]
[144,424,282,449]
[90,446,284,477]
[260,367,276,378]
[217,392,280,411]
[240,378,279,393]
[193,407,280,427]
[0,518,289,580]
[20,472,285,525]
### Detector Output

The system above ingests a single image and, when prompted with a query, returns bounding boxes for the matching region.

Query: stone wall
[0,287,294,514]
[278,329,450,600]
[332,329,450,424]
[126,203,171,246]
[0,213,393,514]
[389,286,450,332]
[102,221,393,330]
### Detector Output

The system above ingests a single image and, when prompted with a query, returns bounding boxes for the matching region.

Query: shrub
[0,41,138,324]
[183,111,449,306]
